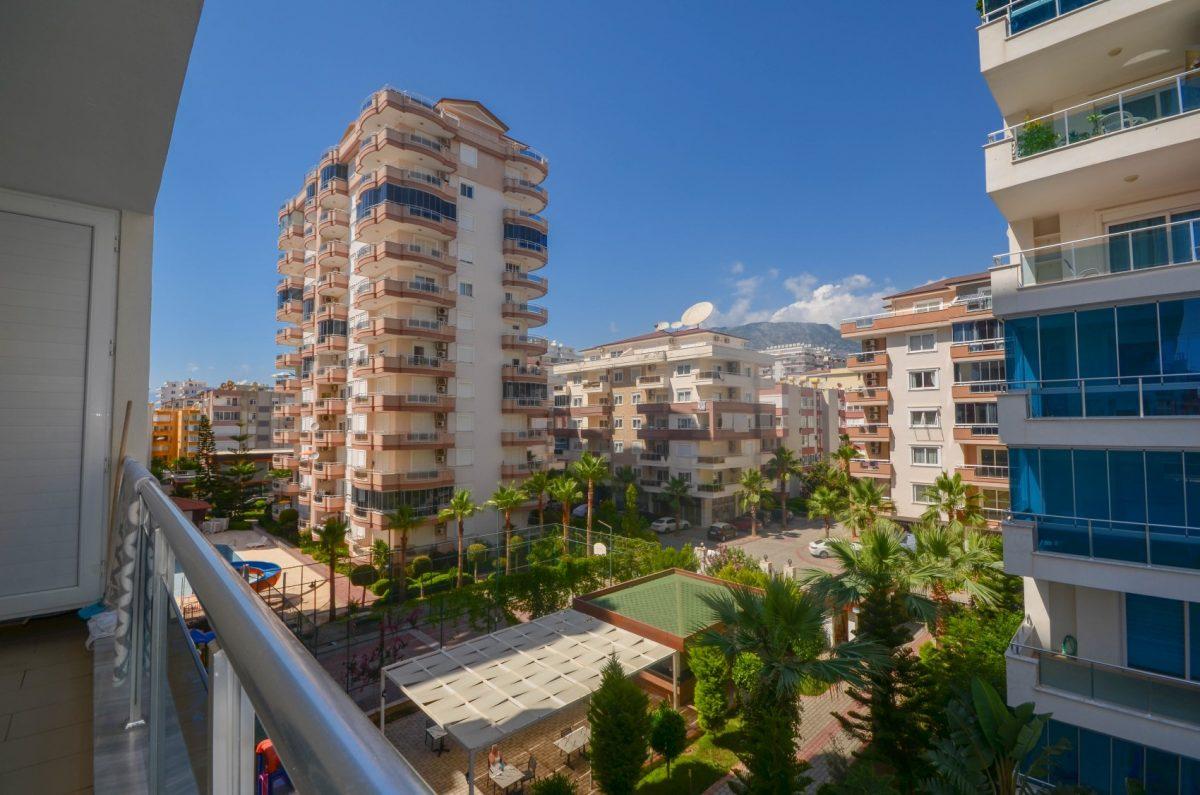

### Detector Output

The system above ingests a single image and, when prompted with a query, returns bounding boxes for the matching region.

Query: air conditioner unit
[436,384,448,395]
[435,450,447,464]
[434,415,447,429]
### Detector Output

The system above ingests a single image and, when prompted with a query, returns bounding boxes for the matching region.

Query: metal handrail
[843,295,993,326]
[1017,372,1200,418]
[126,459,430,793]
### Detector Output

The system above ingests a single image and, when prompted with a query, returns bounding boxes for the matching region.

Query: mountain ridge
[712,320,855,353]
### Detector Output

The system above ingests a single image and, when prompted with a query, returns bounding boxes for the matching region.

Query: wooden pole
[102,400,134,589]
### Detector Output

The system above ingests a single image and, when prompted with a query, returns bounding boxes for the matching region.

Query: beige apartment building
[150,404,202,462]
[273,88,551,546]
[840,273,1009,525]
[551,328,820,525]
[978,0,1200,779]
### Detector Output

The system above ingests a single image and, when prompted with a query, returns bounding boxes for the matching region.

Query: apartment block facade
[762,342,846,381]
[273,88,550,547]
[551,329,818,525]
[839,274,1010,524]
[153,378,209,405]
[149,404,202,462]
[979,0,1200,786]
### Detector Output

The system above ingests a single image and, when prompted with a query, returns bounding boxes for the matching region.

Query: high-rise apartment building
[551,328,818,524]
[273,89,551,546]
[150,404,202,462]
[978,0,1200,785]
[840,273,1010,524]
[153,377,209,405]
[762,342,846,381]
[186,381,278,451]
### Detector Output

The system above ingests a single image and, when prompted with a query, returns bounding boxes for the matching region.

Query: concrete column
[671,651,680,709]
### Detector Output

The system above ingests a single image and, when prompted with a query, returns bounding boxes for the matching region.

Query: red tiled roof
[884,271,990,300]
[171,497,211,512]
[582,327,745,351]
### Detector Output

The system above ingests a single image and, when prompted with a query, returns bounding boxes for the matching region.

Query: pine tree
[224,424,256,521]
[195,414,219,508]
[587,653,650,795]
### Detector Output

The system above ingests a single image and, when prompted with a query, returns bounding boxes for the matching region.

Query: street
[657,516,854,576]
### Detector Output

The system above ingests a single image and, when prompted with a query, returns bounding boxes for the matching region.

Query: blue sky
[150,0,1004,388]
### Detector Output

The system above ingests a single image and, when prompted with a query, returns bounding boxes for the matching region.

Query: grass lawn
[635,718,745,794]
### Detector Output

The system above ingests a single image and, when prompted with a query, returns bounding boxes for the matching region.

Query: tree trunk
[779,479,788,533]
[931,580,952,636]
[824,517,831,539]
[751,506,758,537]
[537,495,545,527]
[585,480,594,555]
[397,533,408,605]
[456,518,464,588]
[561,503,569,546]
[833,605,850,644]
[328,556,337,622]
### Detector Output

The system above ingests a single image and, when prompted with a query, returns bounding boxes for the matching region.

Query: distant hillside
[713,321,855,353]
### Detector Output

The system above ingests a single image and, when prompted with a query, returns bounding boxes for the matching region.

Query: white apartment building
[840,274,1010,525]
[273,89,551,549]
[762,342,846,381]
[979,0,1200,786]
[552,328,816,524]
[154,377,209,405]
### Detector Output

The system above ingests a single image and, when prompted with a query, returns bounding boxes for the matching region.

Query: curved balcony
[272,453,298,470]
[273,402,304,418]
[311,460,346,480]
[352,240,453,278]
[317,209,349,241]
[316,271,349,298]
[275,352,301,370]
[276,274,304,294]
[500,364,546,383]
[312,430,346,449]
[313,303,348,324]
[356,128,455,174]
[503,209,547,234]
[356,201,456,243]
[502,238,548,269]
[501,397,549,415]
[276,251,307,276]
[311,493,345,513]
[302,223,318,251]
[317,177,349,210]
[849,459,893,479]
[351,317,454,344]
[271,479,300,497]
[303,195,320,223]
[502,177,548,213]
[358,88,453,137]
[953,424,1000,443]
[313,334,348,355]
[353,278,455,310]
[312,366,348,385]
[352,393,455,414]
[275,326,302,346]
[277,223,305,252]
[354,354,455,379]
[506,145,548,183]
[275,377,302,393]
[312,396,347,414]
[500,333,548,354]
[316,240,349,270]
[350,430,452,450]
[501,301,548,326]
[351,467,454,490]
[355,165,454,202]
[501,429,548,446]
[275,300,302,323]
[844,387,889,407]
[501,269,548,298]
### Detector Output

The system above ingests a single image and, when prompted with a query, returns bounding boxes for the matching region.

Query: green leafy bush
[687,644,729,731]
[277,508,299,527]
[529,772,575,795]
[1015,117,1060,157]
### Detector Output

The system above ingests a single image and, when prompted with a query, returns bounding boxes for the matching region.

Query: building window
[571,397,582,407]
[613,418,623,429]
[675,364,692,375]
[912,484,937,504]
[457,244,474,264]
[613,395,624,406]
[458,282,473,297]
[912,447,940,466]
[908,370,938,390]
[631,394,641,404]
[459,182,474,198]
[908,333,936,353]
[613,441,624,453]
[909,409,939,427]
[459,143,478,167]
[612,371,624,383]
[955,402,998,426]
[632,418,642,429]
[1124,594,1194,680]
[675,390,692,402]
[913,299,943,313]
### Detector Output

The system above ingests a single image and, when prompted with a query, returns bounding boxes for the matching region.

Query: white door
[0,197,116,620]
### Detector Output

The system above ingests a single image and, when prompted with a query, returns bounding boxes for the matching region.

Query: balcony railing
[1009,628,1200,729]
[957,464,1010,480]
[844,295,993,329]
[109,458,430,793]
[988,69,1200,160]
[995,216,1200,287]
[980,0,1102,35]
[1026,513,1200,570]
[951,338,1004,356]
[1018,373,1200,419]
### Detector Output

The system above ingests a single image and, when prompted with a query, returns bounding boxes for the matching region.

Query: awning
[383,609,673,750]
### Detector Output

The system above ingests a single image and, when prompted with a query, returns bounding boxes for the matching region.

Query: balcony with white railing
[96,459,431,793]
[950,338,1005,360]
[841,295,993,336]
[979,0,1103,37]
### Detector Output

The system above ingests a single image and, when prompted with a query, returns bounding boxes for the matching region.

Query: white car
[808,538,861,558]
[650,517,690,534]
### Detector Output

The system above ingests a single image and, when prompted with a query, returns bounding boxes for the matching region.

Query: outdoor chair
[521,755,537,783]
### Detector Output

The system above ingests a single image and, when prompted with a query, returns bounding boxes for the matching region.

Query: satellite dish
[670,321,684,329]
[681,300,715,327]
[654,321,670,331]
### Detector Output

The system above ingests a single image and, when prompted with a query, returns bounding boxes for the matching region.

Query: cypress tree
[587,653,650,795]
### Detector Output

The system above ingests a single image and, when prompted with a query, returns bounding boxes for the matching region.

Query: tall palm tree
[385,506,421,605]
[547,475,583,546]
[911,519,1001,634]
[766,446,803,532]
[696,578,882,793]
[523,470,552,527]
[487,483,528,572]
[831,435,863,479]
[921,471,986,528]
[611,465,637,505]
[662,476,691,530]
[806,485,847,539]
[570,452,609,555]
[736,468,772,537]
[314,516,349,621]
[370,538,391,579]
[438,489,481,588]
[841,477,892,539]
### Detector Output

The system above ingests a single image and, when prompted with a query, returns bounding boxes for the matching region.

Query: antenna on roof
[680,300,714,328]
[654,321,670,331]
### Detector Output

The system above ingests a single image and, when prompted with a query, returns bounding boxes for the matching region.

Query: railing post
[148,526,170,793]
[210,647,255,795]
[127,504,149,730]
[1138,377,1145,417]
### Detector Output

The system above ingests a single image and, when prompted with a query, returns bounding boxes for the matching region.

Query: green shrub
[409,554,433,578]
[687,644,729,731]
[370,578,393,598]
[529,772,575,795]
[277,508,299,527]
[1015,117,1060,157]
[649,703,687,777]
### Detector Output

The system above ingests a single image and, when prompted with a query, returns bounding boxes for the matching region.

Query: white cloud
[729,261,744,275]
[767,268,779,279]
[187,362,200,373]
[707,268,892,327]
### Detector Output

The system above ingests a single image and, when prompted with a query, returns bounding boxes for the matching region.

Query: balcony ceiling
[0,0,201,213]
[981,0,1200,119]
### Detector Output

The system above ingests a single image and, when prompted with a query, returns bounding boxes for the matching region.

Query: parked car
[650,517,690,534]
[731,515,755,532]
[808,538,862,558]
[706,522,737,542]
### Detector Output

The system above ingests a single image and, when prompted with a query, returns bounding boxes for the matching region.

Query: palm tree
[841,477,892,539]
[314,516,349,621]
[570,452,609,555]
[911,519,1001,634]
[487,483,528,572]
[547,475,583,547]
[736,468,772,537]
[612,465,637,504]
[523,470,552,527]
[831,435,863,479]
[922,471,986,528]
[765,446,803,532]
[696,578,882,792]
[438,490,481,588]
[385,506,421,605]
[806,485,847,539]
[370,538,391,581]
[662,476,691,530]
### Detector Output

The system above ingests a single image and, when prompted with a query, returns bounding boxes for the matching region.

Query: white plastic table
[554,726,590,764]
[489,763,524,793]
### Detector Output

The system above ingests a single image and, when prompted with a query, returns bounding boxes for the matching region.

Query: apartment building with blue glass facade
[979,0,1200,790]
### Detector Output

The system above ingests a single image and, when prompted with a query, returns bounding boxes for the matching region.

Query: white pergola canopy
[384,609,673,751]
